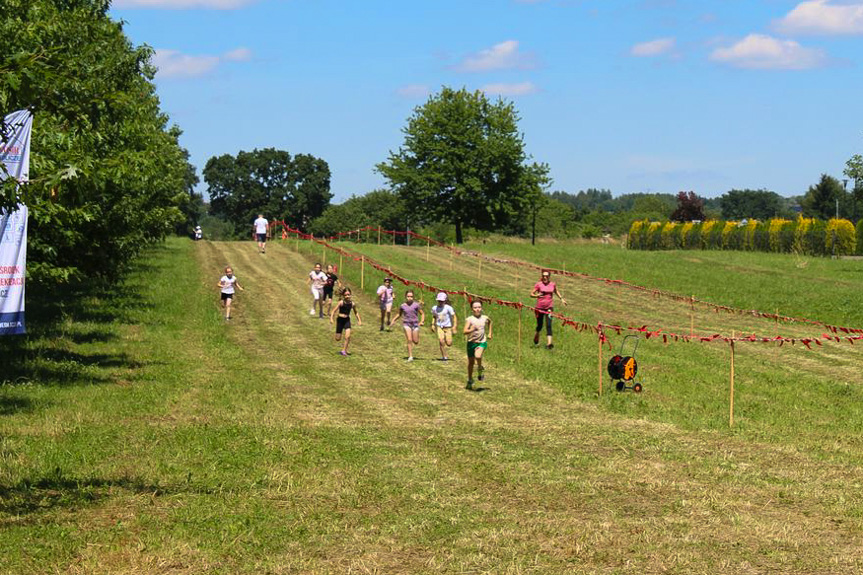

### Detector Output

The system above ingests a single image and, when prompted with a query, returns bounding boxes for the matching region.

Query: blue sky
[110,0,863,202]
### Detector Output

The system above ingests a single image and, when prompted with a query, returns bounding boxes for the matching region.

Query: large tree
[800,174,846,220]
[309,189,406,237]
[719,189,789,220]
[204,148,331,234]
[376,87,549,243]
[670,191,706,222]
[1,0,193,283]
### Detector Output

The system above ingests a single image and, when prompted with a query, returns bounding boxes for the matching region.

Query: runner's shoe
[466,379,474,390]
[478,366,484,381]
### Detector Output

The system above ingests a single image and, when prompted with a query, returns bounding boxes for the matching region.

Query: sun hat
[436,292,447,302]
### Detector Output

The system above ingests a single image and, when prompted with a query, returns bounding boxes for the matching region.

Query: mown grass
[1,236,863,574]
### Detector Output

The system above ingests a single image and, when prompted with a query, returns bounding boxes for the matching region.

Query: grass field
[2,236,863,574]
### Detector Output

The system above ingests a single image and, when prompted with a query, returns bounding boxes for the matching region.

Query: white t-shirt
[309,271,327,290]
[220,275,237,294]
[377,285,394,304]
[254,217,268,234]
[432,304,455,328]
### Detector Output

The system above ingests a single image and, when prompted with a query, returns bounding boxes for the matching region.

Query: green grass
[1,236,863,573]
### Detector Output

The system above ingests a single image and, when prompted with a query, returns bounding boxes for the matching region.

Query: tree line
[2,0,196,284]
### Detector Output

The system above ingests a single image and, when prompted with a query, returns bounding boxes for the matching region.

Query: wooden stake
[378,226,381,245]
[517,306,523,365]
[690,295,695,337]
[598,331,604,397]
[426,239,430,262]
[361,256,365,290]
[730,331,736,428]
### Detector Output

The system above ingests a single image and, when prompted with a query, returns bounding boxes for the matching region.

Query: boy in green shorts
[463,300,492,390]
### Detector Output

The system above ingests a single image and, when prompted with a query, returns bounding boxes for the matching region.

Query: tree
[800,174,845,220]
[719,189,788,220]
[204,148,331,234]
[308,189,406,236]
[670,191,705,222]
[1,0,193,283]
[845,154,863,222]
[376,87,549,243]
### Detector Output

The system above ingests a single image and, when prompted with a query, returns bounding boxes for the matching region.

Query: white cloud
[153,47,252,78]
[709,34,828,70]
[480,82,539,96]
[223,47,252,62]
[114,0,256,8]
[455,40,538,73]
[775,0,863,36]
[396,84,431,99]
[630,37,676,57]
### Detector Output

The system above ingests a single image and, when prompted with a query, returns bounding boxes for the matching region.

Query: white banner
[0,109,32,336]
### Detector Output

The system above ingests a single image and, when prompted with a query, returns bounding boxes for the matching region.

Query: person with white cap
[430,292,457,361]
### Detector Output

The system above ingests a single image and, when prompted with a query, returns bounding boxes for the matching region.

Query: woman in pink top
[530,270,567,349]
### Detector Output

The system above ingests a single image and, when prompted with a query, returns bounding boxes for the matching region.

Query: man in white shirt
[253,214,269,253]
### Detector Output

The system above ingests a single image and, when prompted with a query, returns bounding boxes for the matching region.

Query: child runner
[217,266,244,320]
[388,290,425,361]
[530,270,567,349]
[253,214,268,253]
[323,264,342,317]
[330,287,362,356]
[376,277,395,331]
[463,300,492,390]
[430,292,457,361]
[308,263,328,318]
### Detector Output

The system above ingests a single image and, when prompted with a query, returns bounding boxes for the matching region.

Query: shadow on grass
[0,396,36,416]
[0,471,204,519]
[0,258,159,405]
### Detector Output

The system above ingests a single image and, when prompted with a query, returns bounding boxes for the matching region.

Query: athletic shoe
[533,333,540,345]
[380,326,384,331]
[319,314,325,319]
[339,350,348,356]
[225,316,231,321]
[478,366,484,381]
[309,309,316,316]
[466,379,474,390]
[441,356,449,361]
[406,357,414,362]
[546,344,554,349]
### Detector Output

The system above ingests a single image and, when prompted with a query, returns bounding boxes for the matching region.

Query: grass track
[1,238,862,573]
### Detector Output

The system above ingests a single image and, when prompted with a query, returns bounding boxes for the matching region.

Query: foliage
[196,213,235,241]
[720,189,792,220]
[376,87,549,243]
[0,0,193,283]
[204,148,332,234]
[800,174,845,220]
[670,191,705,222]
[768,218,794,253]
[308,189,406,236]
[857,219,863,255]
[825,218,855,256]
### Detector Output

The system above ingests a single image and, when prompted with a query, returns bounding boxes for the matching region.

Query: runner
[530,270,567,349]
[323,264,342,318]
[430,292,457,361]
[376,277,395,331]
[388,290,425,361]
[330,287,362,356]
[253,214,269,254]
[463,300,492,390]
[308,263,328,318]
[217,266,244,321]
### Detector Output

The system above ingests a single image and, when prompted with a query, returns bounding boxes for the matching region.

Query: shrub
[647,221,663,250]
[768,218,793,253]
[661,222,680,249]
[627,220,643,249]
[721,221,739,250]
[701,220,722,250]
[825,218,855,256]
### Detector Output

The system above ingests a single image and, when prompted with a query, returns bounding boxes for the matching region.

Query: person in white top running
[253,214,269,253]
[308,263,328,318]
[430,292,458,361]
[218,266,244,320]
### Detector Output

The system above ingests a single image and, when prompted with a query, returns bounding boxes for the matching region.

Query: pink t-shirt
[533,281,556,310]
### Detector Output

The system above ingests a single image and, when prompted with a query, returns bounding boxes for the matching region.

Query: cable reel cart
[607,335,643,393]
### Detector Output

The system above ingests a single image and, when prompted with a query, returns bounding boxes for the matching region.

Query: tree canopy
[204,148,331,234]
[376,87,549,243]
[670,192,706,222]
[308,189,406,237]
[719,189,791,220]
[800,174,845,220]
[1,0,193,283]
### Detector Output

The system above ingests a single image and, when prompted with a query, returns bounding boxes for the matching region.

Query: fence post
[426,239,430,262]
[598,328,603,397]
[378,226,381,245]
[361,256,365,290]
[729,337,735,428]
[517,305,522,365]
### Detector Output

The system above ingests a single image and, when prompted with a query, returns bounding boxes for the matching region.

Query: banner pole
[361,256,365,291]
[690,295,695,337]
[426,239,430,262]
[339,253,343,276]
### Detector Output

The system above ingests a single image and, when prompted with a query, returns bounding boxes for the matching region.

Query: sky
[109,0,863,203]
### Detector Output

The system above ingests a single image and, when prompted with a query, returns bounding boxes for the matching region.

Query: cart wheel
[615,381,625,392]
[633,383,643,393]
